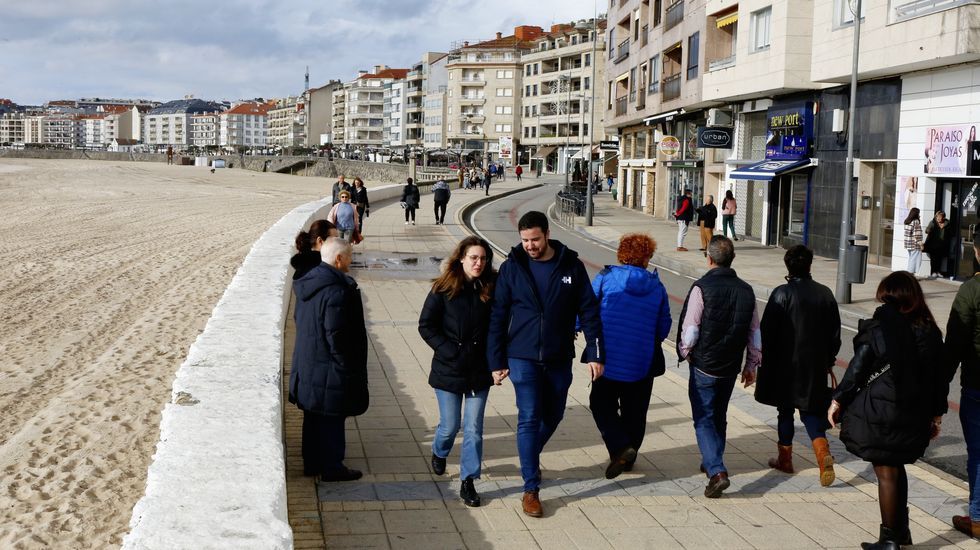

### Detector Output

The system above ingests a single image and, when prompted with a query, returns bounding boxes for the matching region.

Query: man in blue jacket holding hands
[488,210,605,518]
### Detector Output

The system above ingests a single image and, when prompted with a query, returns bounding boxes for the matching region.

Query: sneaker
[676,247,688,252]
[318,467,363,483]
[460,478,481,507]
[405,221,410,225]
[605,447,637,480]
[411,221,416,225]
[431,454,446,476]
[704,472,730,498]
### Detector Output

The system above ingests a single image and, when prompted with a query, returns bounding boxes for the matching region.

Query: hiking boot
[767,444,794,474]
[431,453,446,476]
[521,490,543,517]
[704,472,730,498]
[605,447,637,480]
[813,437,835,487]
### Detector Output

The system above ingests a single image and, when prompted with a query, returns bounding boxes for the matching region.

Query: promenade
[282,177,977,549]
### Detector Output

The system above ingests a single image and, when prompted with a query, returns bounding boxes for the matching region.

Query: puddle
[350,253,444,279]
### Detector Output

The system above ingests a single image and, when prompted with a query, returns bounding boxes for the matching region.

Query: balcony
[459,96,486,105]
[459,114,485,123]
[614,39,630,63]
[708,55,736,72]
[615,96,628,116]
[665,0,684,30]
[662,74,681,101]
[460,78,486,86]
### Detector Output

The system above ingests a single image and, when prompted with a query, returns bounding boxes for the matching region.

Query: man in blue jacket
[487,210,605,518]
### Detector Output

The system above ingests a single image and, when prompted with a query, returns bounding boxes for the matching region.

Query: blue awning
[730,158,816,181]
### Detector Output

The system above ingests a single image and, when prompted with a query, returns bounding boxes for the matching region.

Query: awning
[730,158,817,181]
[532,145,557,159]
[571,145,600,159]
[716,13,738,28]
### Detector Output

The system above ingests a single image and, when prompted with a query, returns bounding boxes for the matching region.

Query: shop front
[660,120,706,213]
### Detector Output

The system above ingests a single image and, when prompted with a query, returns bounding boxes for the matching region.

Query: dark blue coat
[289,262,369,416]
[487,240,604,368]
[592,265,671,382]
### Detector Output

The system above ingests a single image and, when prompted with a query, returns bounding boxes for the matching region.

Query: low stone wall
[122,183,408,550]
[0,149,167,163]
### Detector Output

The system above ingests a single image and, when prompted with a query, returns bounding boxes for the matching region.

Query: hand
[827,400,841,428]
[492,369,509,386]
[588,362,604,381]
[365,209,370,217]
[930,416,943,440]
[740,366,756,388]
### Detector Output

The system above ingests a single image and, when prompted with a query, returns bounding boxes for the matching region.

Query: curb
[457,184,545,256]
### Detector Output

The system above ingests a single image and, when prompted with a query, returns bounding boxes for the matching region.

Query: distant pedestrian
[673,189,694,252]
[755,245,841,487]
[487,211,604,518]
[721,190,738,241]
[327,190,360,244]
[432,179,451,225]
[401,177,420,225]
[589,234,671,479]
[498,162,505,180]
[291,220,339,280]
[457,166,465,188]
[925,210,952,279]
[331,175,352,204]
[944,238,980,540]
[166,145,174,165]
[463,171,472,190]
[290,238,368,482]
[352,177,369,231]
[696,196,717,256]
[607,174,614,193]
[484,171,493,196]
[678,235,760,498]
[830,272,947,548]
[418,236,497,508]
[489,163,497,181]
[904,208,923,276]
[515,165,523,181]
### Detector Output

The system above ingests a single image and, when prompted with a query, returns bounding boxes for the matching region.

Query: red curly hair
[617,233,657,267]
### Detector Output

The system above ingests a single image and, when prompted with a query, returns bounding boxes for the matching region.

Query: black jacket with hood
[419,279,495,394]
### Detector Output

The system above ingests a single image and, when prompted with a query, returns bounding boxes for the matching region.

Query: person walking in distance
[484,168,493,196]
[721,190,738,241]
[588,234,672,479]
[418,237,497,507]
[352,177,369,231]
[674,188,694,251]
[696,195,718,256]
[754,245,841,487]
[515,164,523,181]
[904,208,924,276]
[487,210,605,518]
[829,272,947,548]
[401,177,420,225]
[944,238,980,540]
[327,190,360,244]
[677,235,761,498]
[432,179,451,225]
[289,238,369,482]
[331,174,352,204]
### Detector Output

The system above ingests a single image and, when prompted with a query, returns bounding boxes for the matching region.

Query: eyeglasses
[340,195,350,199]
[464,255,487,263]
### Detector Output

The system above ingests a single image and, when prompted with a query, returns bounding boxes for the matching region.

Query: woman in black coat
[290,219,338,280]
[401,177,420,225]
[829,271,948,549]
[418,236,496,508]
[924,210,953,278]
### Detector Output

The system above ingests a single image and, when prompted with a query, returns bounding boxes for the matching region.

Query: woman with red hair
[588,233,672,479]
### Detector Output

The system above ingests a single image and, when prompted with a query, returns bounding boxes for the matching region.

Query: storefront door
[768,174,809,246]
[868,163,896,266]
[940,179,980,279]
[669,168,704,215]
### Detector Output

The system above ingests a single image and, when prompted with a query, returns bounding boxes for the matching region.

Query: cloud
[0,0,601,104]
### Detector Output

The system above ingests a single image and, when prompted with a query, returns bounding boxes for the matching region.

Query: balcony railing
[648,78,660,94]
[615,97,628,116]
[665,0,684,30]
[708,55,736,72]
[662,74,681,101]
[614,39,630,63]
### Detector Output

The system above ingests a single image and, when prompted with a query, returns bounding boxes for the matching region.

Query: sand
[0,159,324,548]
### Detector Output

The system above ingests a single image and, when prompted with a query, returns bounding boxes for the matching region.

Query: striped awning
[716,13,738,28]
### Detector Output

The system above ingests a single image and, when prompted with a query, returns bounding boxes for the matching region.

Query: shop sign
[969,141,980,176]
[697,126,733,149]
[765,103,814,160]
[924,125,977,174]
[659,135,681,157]
[498,136,513,159]
[599,140,619,151]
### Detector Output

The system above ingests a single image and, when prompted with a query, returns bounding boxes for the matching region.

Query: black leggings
[929,253,946,275]
[873,463,909,531]
[434,201,447,223]
[405,207,416,222]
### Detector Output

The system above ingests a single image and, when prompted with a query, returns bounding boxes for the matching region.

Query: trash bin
[611,189,617,201]
[845,234,869,284]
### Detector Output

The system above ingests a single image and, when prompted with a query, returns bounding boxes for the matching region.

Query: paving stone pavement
[282,177,979,549]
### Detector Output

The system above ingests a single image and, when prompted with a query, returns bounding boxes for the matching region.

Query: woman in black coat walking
[829,271,948,549]
[924,210,953,278]
[401,177,420,225]
[418,236,496,507]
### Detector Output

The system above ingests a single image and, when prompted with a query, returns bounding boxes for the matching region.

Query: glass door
[869,163,896,266]
[952,179,980,278]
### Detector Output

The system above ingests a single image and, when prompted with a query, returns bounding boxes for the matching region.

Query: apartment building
[43,115,80,148]
[143,99,223,150]
[521,20,608,174]
[0,113,25,145]
[220,102,271,149]
[330,87,346,147]
[447,26,545,166]
[78,114,107,149]
[267,96,305,149]
[101,105,140,143]
[190,112,221,148]
[334,66,407,156]
[385,80,405,153]
[304,80,342,147]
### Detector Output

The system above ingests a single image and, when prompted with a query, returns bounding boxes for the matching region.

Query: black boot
[460,477,481,507]
[431,453,446,476]
[860,525,902,549]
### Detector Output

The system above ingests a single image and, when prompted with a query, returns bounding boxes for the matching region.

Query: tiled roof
[225,102,271,116]
[358,69,409,80]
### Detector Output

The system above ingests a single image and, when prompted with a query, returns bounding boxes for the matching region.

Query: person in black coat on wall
[829,271,948,550]
[418,236,497,508]
[290,237,369,482]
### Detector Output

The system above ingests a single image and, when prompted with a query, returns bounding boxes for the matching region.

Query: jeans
[907,249,922,274]
[432,388,489,480]
[302,411,346,475]
[962,387,980,520]
[677,220,689,248]
[688,365,737,477]
[508,358,574,491]
[722,214,736,239]
[434,200,447,224]
[589,374,655,457]
[776,406,829,446]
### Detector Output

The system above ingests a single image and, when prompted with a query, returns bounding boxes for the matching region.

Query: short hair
[406,177,414,184]
[338,190,351,198]
[617,234,657,267]
[518,210,549,233]
[783,245,813,278]
[320,237,351,267]
[707,235,735,268]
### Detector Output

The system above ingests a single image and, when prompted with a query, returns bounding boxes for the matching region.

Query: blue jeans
[508,358,574,491]
[776,406,829,446]
[432,388,489,480]
[688,365,737,477]
[961,387,980,520]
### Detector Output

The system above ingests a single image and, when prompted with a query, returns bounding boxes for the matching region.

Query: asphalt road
[467,181,968,482]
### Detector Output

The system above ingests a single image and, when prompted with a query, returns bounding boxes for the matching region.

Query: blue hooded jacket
[592,264,672,382]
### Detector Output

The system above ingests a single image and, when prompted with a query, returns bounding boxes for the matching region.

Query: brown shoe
[767,444,794,474]
[676,247,688,251]
[812,437,835,487]
[953,515,980,538]
[704,472,730,498]
[522,490,543,518]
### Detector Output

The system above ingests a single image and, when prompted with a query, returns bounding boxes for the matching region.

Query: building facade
[304,80,341,147]
[267,96,306,149]
[143,99,224,150]
[220,102,271,149]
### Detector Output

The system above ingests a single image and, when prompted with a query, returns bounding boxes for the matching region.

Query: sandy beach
[0,159,324,548]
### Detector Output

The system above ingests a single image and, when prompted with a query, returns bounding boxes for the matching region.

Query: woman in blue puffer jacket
[588,233,672,479]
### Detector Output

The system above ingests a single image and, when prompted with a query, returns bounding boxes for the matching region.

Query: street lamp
[835,0,862,304]
[585,13,599,226]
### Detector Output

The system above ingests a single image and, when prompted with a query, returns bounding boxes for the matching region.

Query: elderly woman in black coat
[829,271,948,550]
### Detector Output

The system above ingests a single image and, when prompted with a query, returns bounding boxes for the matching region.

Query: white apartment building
[143,99,224,150]
[78,114,107,149]
[386,80,405,152]
[304,80,342,147]
[43,116,80,148]
[0,113,25,145]
[220,102,270,149]
[337,66,408,156]
[267,96,305,148]
[190,113,221,148]
[521,20,608,174]
[330,88,346,147]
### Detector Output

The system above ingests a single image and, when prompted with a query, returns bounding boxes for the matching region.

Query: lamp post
[834,0,862,304]
[585,12,599,226]
[563,73,572,188]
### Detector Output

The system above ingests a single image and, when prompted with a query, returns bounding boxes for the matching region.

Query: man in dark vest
[673,188,694,251]
[677,235,761,498]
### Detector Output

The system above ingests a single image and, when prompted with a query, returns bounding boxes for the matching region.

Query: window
[572,35,579,45]
[648,55,660,93]
[629,68,637,103]
[654,0,663,26]
[532,127,537,137]
[751,6,772,52]
[526,65,532,76]
[608,30,615,58]
[495,124,512,132]
[524,127,530,138]
[687,32,699,80]
[525,85,531,96]
[496,70,513,78]
[495,106,513,114]
[534,63,539,75]
[838,0,867,25]
[503,52,514,61]
[585,53,591,66]
[584,77,590,90]
[533,84,538,96]
[608,81,614,109]
[496,88,513,97]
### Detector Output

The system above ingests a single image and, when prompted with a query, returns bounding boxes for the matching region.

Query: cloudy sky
[0,0,602,105]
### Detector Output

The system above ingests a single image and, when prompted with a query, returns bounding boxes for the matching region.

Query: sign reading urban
[697,127,733,149]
